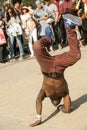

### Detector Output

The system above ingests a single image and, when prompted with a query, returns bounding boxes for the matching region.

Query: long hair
[12,0,22,5]
[6,7,16,22]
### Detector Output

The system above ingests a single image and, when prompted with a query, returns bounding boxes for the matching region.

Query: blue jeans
[9,35,24,57]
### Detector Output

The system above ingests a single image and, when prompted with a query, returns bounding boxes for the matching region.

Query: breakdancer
[29,14,82,127]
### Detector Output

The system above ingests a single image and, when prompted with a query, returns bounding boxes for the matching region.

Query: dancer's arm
[29,89,46,127]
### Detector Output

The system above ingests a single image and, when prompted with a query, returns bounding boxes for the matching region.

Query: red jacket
[33,27,81,74]
[59,0,72,14]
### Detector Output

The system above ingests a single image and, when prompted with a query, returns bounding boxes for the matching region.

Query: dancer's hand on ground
[29,120,41,127]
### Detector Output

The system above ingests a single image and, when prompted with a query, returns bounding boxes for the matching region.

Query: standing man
[44,0,61,50]
[29,14,82,127]
[58,0,73,44]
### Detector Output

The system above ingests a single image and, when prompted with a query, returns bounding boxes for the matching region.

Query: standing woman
[20,6,37,57]
[6,7,24,60]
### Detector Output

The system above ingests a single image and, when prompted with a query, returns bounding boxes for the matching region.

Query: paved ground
[0,45,87,130]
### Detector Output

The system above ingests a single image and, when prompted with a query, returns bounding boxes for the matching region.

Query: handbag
[7,23,22,37]
[47,18,54,24]
[0,28,7,46]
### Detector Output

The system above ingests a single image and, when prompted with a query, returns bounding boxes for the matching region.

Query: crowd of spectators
[0,0,87,63]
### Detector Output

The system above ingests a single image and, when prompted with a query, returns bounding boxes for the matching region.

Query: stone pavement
[0,46,87,130]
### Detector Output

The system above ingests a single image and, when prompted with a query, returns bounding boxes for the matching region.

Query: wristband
[36,114,42,120]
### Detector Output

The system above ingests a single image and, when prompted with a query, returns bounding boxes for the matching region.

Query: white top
[45,3,58,19]
[20,13,36,32]
[7,17,22,36]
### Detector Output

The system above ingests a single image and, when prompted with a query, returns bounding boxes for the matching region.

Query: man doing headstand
[29,14,81,127]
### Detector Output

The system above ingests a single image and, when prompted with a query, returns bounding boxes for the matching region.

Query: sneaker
[18,56,24,61]
[58,44,62,50]
[30,54,34,57]
[9,57,16,62]
[12,58,16,61]
[8,54,11,60]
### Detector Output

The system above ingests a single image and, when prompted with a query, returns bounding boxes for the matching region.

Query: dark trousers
[52,22,60,43]
[0,45,8,62]
[59,18,67,44]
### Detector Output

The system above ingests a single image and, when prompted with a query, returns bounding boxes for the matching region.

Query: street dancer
[29,14,82,127]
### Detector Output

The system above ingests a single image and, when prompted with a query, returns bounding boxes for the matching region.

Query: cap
[4,1,10,7]
[62,14,82,28]
[63,19,75,28]
[22,6,29,10]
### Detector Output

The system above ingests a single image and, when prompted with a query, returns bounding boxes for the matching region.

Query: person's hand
[54,21,57,25]
[29,120,41,127]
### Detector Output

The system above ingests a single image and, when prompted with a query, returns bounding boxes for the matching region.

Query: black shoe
[0,60,6,63]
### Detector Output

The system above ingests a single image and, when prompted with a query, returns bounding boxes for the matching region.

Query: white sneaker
[50,46,53,51]
[30,54,34,57]
[9,57,16,62]
[12,58,16,61]
[18,56,24,61]
[58,44,62,50]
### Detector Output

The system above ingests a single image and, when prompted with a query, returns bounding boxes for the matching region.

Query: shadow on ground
[41,94,87,124]
[71,94,87,112]
[42,109,59,124]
